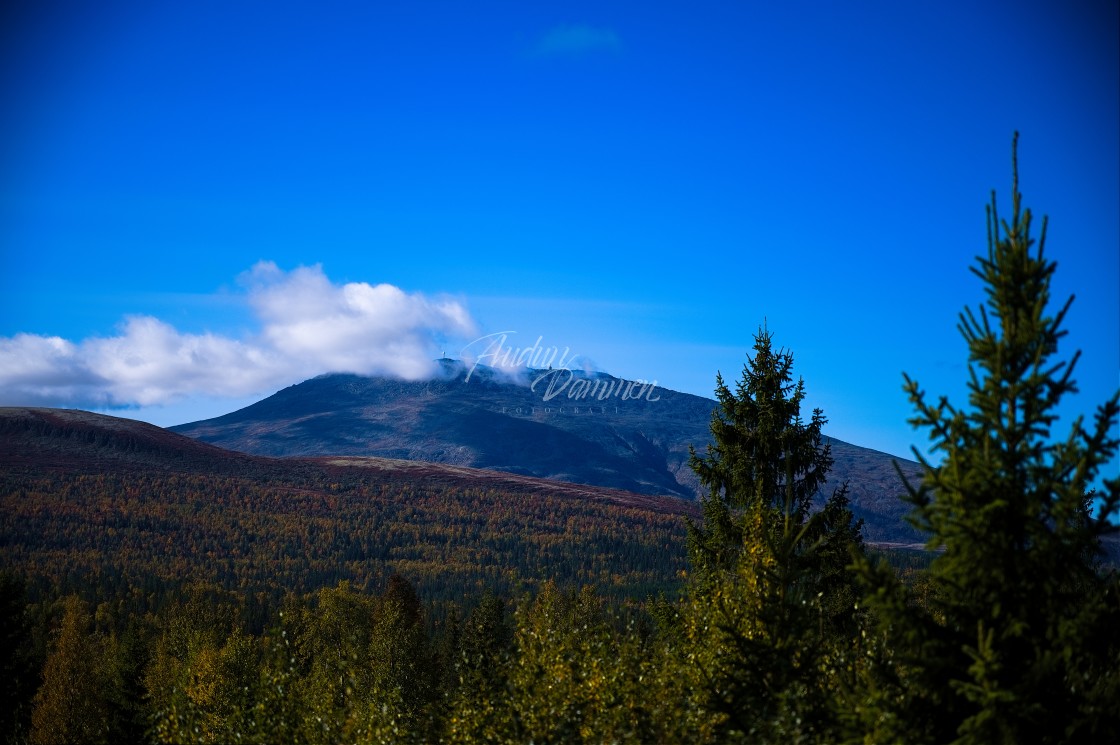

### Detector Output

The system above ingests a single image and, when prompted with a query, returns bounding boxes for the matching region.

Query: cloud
[0,263,477,409]
[0,334,108,405]
[534,24,621,57]
[247,262,475,381]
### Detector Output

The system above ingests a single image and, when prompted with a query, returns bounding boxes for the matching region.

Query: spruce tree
[855,134,1120,743]
[684,327,864,742]
[365,574,437,740]
[443,592,513,742]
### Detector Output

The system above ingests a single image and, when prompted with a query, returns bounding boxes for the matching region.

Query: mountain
[0,406,688,514]
[171,361,926,541]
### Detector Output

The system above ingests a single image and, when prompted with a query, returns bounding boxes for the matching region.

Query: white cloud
[0,334,106,405]
[83,316,281,406]
[0,263,477,409]
[246,261,475,381]
[535,24,621,57]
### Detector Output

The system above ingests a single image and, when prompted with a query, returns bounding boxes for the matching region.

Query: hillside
[0,406,259,472]
[172,362,927,541]
[0,407,696,607]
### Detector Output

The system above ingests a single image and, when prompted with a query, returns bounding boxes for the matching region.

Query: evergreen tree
[29,596,114,745]
[363,574,437,742]
[102,620,151,745]
[0,574,37,745]
[292,580,377,744]
[684,328,864,742]
[442,589,513,741]
[855,133,1120,743]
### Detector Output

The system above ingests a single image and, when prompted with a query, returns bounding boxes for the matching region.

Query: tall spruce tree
[684,327,863,742]
[855,134,1120,744]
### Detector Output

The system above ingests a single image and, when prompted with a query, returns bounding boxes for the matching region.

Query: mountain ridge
[170,363,927,541]
[0,405,691,515]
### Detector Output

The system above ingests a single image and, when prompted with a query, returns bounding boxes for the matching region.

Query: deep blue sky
[1,0,1117,468]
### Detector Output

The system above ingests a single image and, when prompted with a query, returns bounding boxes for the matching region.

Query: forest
[2,141,1118,743]
[0,466,695,620]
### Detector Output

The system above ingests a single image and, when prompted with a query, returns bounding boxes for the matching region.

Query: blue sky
[1,0,1117,469]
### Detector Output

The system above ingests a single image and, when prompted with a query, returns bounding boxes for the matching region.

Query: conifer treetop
[903,132,1119,553]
